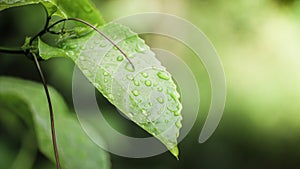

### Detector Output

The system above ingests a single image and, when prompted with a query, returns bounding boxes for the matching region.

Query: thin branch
[29,16,51,46]
[0,47,24,54]
[32,53,61,169]
[48,18,135,70]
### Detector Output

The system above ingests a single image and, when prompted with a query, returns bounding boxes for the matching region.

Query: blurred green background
[1,0,300,168]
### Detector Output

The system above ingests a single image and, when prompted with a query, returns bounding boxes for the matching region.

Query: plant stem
[32,53,61,169]
[0,47,24,54]
[29,16,51,46]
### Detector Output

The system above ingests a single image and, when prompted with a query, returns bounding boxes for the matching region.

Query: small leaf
[38,38,68,59]
[39,23,183,157]
[0,0,104,26]
[0,77,110,169]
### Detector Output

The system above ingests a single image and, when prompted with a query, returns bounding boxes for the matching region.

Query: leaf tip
[170,146,179,159]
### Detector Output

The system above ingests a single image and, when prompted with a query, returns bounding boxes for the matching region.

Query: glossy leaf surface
[39,23,183,157]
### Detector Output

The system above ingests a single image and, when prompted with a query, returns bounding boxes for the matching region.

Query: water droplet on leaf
[134,80,140,86]
[117,56,124,61]
[157,71,170,80]
[174,111,180,116]
[141,72,148,78]
[145,80,152,86]
[103,72,109,76]
[135,40,146,53]
[132,90,139,96]
[175,120,182,128]
[170,93,177,100]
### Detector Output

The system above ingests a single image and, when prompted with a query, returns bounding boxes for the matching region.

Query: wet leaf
[39,23,183,157]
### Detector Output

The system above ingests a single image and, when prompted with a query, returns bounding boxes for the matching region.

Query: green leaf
[0,77,110,169]
[0,0,104,26]
[39,23,183,157]
[38,38,68,59]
